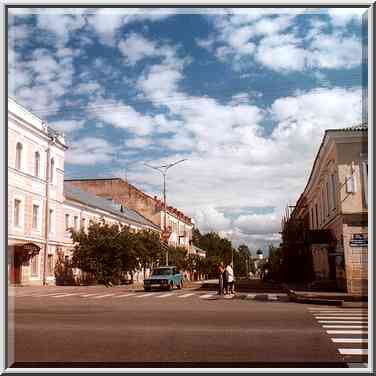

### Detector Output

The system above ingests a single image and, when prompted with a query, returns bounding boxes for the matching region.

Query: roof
[63,184,160,231]
[327,123,368,132]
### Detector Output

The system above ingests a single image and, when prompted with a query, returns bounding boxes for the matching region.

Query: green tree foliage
[70,220,162,286]
[234,244,255,277]
[167,246,188,271]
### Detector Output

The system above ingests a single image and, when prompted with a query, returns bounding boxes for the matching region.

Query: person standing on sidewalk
[225,262,235,294]
[218,262,225,295]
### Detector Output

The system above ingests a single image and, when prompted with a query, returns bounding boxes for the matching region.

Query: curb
[282,284,368,307]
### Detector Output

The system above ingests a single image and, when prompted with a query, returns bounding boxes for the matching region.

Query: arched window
[50,157,55,183]
[15,142,22,170]
[34,151,40,177]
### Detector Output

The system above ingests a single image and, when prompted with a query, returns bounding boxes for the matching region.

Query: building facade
[282,125,368,295]
[65,178,194,252]
[8,98,160,286]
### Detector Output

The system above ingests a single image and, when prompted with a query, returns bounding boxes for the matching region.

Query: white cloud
[201,9,363,73]
[50,120,85,134]
[118,33,158,65]
[65,137,115,165]
[327,8,367,27]
[234,213,280,235]
[194,206,231,232]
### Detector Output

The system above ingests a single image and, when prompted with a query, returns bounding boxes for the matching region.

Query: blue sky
[8,7,367,253]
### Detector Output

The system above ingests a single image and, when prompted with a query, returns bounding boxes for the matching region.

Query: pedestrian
[217,262,225,295]
[225,262,235,294]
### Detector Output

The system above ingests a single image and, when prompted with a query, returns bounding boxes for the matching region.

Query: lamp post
[144,159,187,265]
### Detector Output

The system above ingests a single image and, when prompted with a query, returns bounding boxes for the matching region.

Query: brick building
[64,178,194,251]
[281,124,368,295]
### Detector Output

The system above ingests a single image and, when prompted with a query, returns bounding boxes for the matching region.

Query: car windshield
[152,268,173,276]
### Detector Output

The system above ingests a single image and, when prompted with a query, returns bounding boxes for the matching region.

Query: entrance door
[9,263,21,284]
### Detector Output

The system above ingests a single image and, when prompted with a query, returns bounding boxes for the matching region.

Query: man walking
[218,262,225,296]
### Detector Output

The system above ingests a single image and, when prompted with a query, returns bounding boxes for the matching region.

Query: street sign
[350,233,368,247]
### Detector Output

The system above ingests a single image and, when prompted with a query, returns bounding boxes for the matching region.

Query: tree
[166,246,187,271]
[70,220,138,286]
[132,229,163,278]
[234,244,254,277]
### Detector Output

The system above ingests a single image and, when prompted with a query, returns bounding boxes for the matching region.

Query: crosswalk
[308,307,368,368]
[12,289,289,302]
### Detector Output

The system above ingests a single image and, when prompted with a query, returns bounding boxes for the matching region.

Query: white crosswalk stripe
[339,349,368,355]
[319,320,367,324]
[155,293,175,298]
[332,338,368,343]
[199,293,216,299]
[136,293,157,298]
[113,293,136,298]
[51,293,78,298]
[308,307,368,367]
[91,293,115,299]
[177,293,196,298]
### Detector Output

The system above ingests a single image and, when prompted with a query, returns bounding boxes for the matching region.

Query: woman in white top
[225,263,235,294]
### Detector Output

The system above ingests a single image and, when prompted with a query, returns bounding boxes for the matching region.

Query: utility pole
[144,159,187,265]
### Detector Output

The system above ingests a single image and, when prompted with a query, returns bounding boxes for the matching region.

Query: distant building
[64,178,193,251]
[281,124,368,295]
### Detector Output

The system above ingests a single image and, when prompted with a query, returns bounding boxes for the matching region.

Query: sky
[8,7,368,254]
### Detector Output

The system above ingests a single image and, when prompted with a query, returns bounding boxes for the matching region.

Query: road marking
[326,330,367,334]
[319,320,367,324]
[113,293,136,298]
[51,293,78,298]
[331,338,368,343]
[136,293,157,298]
[92,293,115,299]
[81,293,101,297]
[322,325,367,329]
[155,293,175,298]
[246,294,256,299]
[315,316,367,319]
[177,293,196,298]
[199,293,216,299]
[339,348,368,355]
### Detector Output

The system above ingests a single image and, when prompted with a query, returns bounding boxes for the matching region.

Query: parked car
[143,266,183,291]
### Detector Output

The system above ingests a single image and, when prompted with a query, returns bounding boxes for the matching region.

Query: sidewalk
[284,283,368,307]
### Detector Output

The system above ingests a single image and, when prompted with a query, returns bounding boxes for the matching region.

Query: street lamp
[144,159,187,265]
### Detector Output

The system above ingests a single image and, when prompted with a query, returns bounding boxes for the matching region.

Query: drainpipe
[42,136,54,286]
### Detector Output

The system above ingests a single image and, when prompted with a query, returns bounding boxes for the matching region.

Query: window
[50,158,55,183]
[15,142,22,170]
[48,209,54,233]
[32,204,39,229]
[14,199,21,227]
[65,214,70,230]
[81,217,86,230]
[47,254,54,276]
[74,216,78,230]
[331,174,337,210]
[31,255,38,276]
[326,181,330,215]
[34,151,40,177]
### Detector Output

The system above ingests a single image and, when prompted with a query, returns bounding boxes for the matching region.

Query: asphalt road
[8,286,368,368]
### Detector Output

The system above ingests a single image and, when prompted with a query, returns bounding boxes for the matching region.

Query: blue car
[143,266,183,291]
